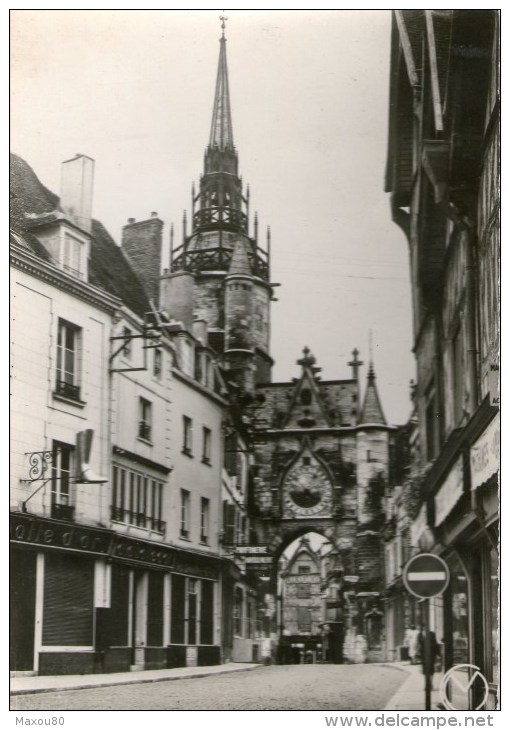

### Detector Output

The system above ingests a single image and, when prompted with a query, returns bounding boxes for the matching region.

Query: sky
[10,8,416,424]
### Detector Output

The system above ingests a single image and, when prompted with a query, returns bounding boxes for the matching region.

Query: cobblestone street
[12,664,407,711]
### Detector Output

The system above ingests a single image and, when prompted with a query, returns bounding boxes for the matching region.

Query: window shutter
[171,574,186,644]
[223,502,236,545]
[200,580,214,645]
[109,565,130,646]
[147,572,164,646]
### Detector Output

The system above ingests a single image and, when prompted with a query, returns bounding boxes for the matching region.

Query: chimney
[122,214,163,305]
[60,154,95,234]
[159,271,195,331]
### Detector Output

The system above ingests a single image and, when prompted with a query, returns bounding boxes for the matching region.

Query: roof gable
[283,348,331,429]
[10,153,151,318]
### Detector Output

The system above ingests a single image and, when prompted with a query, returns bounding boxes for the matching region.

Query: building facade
[250,347,402,663]
[278,536,323,662]
[10,22,272,676]
[9,150,235,674]
[385,9,499,708]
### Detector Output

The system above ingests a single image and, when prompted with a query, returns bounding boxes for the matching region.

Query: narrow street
[12,664,407,711]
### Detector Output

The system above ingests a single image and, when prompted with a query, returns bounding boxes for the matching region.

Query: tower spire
[359,361,387,425]
[209,16,234,150]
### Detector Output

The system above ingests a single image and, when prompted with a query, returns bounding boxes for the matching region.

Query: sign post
[403,553,450,711]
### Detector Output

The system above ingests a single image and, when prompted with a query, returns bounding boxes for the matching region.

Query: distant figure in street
[419,629,442,683]
[405,624,420,665]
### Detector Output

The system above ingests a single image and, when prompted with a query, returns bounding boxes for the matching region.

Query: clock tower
[161,19,274,394]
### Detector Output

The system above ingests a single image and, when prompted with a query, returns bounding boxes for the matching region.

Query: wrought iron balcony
[110,506,165,534]
[51,502,75,521]
[138,421,152,441]
[55,380,81,401]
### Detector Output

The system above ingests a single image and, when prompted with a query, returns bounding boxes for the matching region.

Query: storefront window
[489,545,499,684]
[447,553,469,665]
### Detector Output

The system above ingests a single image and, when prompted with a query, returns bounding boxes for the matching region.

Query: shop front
[428,406,499,710]
[10,512,225,675]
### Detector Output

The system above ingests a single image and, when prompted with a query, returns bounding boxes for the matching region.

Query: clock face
[289,471,322,508]
[284,463,331,517]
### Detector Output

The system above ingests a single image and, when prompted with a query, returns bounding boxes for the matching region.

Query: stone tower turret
[163,20,274,390]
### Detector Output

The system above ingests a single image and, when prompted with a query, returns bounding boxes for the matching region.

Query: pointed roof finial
[220,13,228,38]
[348,348,363,380]
[209,14,234,149]
[297,346,317,369]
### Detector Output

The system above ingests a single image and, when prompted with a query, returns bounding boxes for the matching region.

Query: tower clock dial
[283,461,331,517]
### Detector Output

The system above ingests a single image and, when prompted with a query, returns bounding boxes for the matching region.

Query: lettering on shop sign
[241,556,273,564]
[410,504,427,546]
[11,515,221,579]
[470,414,500,491]
[234,546,269,555]
[434,457,463,527]
[10,515,111,555]
[112,537,220,579]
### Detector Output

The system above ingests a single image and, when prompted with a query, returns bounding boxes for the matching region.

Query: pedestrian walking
[405,624,420,665]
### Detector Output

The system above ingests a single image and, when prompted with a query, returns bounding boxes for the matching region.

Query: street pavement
[10,662,424,711]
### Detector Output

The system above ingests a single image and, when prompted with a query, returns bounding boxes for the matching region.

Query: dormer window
[180,338,194,377]
[28,219,90,281]
[63,232,83,278]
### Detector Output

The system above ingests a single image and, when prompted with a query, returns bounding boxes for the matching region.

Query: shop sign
[242,556,273,564]
[10,514,220,580]
[434,457,464,526]
[234,546,269,555]
[10,514,112,555]
[112,536,220,579]
[470,414,500,491]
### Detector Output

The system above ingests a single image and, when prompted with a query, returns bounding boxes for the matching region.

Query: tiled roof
[88,220,150,317]
[10,153,151,317]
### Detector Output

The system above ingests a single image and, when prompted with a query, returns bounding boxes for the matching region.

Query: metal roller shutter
[42,553,94,646]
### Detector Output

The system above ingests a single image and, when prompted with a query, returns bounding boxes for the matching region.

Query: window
[153,349,162,379]
[111,465,165,533]
[187,579,198,645]
[297,583,311,598]
[300,388,312,406]
[138,398,152,441]
[62,233,83,278]
[181,338,194,376]
[202,427,211,464]
[183,416,193,456]
[51,441,75,520]
[200,497,210,544]
[297,607,312,631]
[55,319,81,401]
[222,501,236,545]
[180,489,190,538]
[298,565,310,575]
[234,587,244,637]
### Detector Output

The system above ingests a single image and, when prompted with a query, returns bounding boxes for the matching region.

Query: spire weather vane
[220,13,228,36]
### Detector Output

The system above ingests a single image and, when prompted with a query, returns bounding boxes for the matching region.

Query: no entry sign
[403,553,450,598]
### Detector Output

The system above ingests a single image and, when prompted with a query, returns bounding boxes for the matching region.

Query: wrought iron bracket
[109,308,167,373]
[20,450,54,512]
